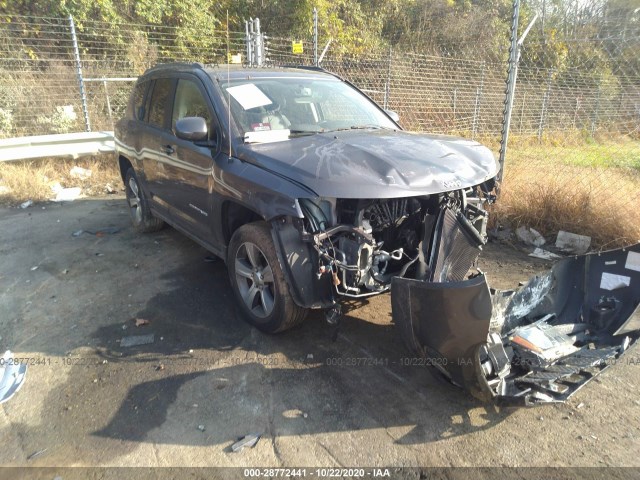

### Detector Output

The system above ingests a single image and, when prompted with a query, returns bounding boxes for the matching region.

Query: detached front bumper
[392,244,640,406]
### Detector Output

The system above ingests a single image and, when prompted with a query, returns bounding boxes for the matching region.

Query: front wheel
[125,168,164,233]
[227,222,307,333]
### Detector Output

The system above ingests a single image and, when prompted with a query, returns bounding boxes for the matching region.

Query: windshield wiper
[289,129,323,137]
[326,125,394,133]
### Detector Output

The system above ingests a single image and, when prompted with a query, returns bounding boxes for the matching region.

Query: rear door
[139,77,176,216]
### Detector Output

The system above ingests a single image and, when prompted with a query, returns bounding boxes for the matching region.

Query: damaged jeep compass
[116,63,640,405]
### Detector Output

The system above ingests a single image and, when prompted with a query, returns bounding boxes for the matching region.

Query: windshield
[220,77,397,138]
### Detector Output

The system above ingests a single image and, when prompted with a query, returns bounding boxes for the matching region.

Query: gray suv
[115,63,497,332]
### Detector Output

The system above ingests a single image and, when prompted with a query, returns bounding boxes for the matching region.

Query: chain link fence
[1,9,639,245]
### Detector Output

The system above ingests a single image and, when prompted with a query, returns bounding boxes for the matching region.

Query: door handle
[161,145,175,154]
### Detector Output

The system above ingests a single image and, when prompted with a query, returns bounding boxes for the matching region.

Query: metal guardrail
[0,131,114,162]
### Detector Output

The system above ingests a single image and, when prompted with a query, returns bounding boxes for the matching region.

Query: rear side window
[131,81,148,120]
[148,78,173,128]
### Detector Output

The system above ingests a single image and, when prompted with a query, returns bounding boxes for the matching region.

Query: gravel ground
[0,197,639,473]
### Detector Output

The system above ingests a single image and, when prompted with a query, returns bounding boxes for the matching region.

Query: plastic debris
[20,200,33,209]
[120,334,155,347]
[516,226,546,247]
[529,248,562,260]
[0,350,27,404]
[54,187,81,202]
[204,255,218,263]
[231,433,262,452]
[72,230,84,237]
[555,230,591,255]
[105,183,116,194]
[134,318,150,327]
[198,425,206,432]
[70,166,92,180]
[30,266,38,271]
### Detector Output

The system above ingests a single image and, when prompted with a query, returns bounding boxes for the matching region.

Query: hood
[236,129,499,198]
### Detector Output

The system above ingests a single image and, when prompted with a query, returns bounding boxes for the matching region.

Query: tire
[227,222,307,333]
[124,168,164,233]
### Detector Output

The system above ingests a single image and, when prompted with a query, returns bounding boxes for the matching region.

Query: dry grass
[1,142,639,249]
[0,154,122,205]
[492,161,640,249]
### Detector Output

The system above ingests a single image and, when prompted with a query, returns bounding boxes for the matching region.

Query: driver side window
[172,79,216,141]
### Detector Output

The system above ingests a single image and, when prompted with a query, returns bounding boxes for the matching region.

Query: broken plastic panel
[392,243,640,406]
[0,351,27,404]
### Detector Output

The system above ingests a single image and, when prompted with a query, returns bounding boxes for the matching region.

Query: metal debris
[0,350,27,404]
[27,448,47,461]
[529,248,561,260]
[555,230,591,255]
[231,433,262,452]
[516,226,546,247]
[120,334,155,347]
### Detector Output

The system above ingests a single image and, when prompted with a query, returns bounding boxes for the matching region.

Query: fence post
[68,15,91,132]
[313,7,318,67]
[254,18,263,66]
[452,87,457,123]
[245,20,253,67]
[591,77,602,137]
[103,80,113,128]
[537,69,553,140]
[383,46,392,110]
[472,87,481,139]
[472,62,485,139]
[498,1,537,183]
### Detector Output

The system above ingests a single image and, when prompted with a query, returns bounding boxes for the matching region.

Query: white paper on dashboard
[226,84,273,110]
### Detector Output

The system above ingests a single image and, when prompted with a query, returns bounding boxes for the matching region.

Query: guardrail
[0,131,114,162]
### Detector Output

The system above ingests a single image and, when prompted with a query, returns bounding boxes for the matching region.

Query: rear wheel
[227,222,307,333]
[125,168,164,233]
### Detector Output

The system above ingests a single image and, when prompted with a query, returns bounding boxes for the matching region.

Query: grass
[1,137,639,248]
[492,136,640,248]
[0,154,122,205]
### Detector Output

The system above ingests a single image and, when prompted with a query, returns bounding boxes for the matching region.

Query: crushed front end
[296,179,495,301]
[392,244,640,406]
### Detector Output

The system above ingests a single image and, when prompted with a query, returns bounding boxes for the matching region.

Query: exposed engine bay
[297,181,493,298]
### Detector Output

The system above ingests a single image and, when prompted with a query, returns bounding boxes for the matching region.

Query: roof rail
[143,62,205,74]
[281,65,327,73]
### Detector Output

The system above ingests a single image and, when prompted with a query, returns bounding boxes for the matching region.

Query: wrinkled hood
[236,129,499,198]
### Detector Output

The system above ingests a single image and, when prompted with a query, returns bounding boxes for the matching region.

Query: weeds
[0,155,122,205]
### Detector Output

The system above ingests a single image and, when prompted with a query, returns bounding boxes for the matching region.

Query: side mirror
[385,109,400,122]
[175,117,208,141]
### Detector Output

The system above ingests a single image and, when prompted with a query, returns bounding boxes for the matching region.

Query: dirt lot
[1,197,639,471]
